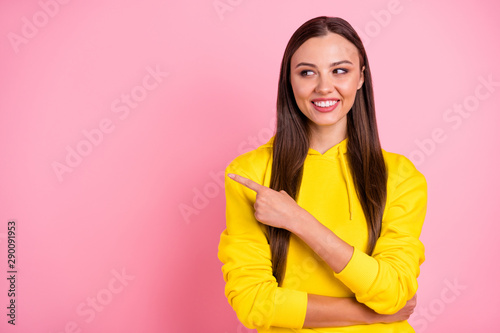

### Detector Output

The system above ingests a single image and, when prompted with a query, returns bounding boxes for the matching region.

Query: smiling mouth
[312,100,339,108]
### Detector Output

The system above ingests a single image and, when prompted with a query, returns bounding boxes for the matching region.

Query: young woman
[218,16,427,332]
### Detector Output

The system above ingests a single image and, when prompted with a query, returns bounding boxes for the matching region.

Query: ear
[357,66,365,90]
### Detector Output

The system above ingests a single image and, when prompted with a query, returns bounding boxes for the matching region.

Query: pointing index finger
[228,173,267,193]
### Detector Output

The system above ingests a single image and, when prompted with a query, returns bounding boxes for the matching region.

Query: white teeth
[313,100,338,107]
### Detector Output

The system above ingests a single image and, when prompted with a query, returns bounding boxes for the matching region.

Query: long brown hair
[269,16,387,285]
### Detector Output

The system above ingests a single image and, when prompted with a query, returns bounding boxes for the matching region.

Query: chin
[312,115,346,126]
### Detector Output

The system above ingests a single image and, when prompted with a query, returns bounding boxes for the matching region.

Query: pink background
[1,0,499,332]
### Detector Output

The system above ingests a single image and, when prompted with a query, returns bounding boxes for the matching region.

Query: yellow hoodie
[218,136,427,332]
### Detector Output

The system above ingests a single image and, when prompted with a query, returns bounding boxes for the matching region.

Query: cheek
[290,86,301,103]
[337,79,360,98]
[291,79,312,102]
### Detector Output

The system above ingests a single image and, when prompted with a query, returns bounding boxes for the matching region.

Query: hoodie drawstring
[339,146,353,220]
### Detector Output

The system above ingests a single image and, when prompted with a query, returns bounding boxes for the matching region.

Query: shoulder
[380,148,428,232]
[382,148,427,194]
[225,137,274,181]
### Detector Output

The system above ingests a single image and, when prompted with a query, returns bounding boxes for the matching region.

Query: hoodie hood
[263,136,354,220]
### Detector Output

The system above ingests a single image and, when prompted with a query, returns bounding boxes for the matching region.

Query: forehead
[291,32,360,66]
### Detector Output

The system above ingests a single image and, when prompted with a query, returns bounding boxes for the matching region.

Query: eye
[300,70,315,76]
[334,68,348,74]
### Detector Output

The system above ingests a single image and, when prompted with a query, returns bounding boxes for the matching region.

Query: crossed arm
[224,172,419,328]
[304,294,416,327]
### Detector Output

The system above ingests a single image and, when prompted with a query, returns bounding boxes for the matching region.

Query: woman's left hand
[228,173,306,230]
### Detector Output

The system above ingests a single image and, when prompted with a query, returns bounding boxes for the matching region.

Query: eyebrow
[295,60,353,68]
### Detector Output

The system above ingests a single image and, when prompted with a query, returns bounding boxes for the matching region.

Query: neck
[308,120,347,155]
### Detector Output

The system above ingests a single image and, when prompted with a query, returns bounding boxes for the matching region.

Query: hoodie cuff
[272,288,308,328]
[334,247,379,295]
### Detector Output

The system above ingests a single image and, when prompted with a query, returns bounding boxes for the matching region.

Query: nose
[314,74,334,94]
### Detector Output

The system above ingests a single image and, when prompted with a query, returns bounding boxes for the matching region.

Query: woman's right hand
[372,295,417,324]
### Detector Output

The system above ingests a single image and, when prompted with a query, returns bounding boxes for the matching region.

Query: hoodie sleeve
[334,155,427,314]
[217,159,308,330]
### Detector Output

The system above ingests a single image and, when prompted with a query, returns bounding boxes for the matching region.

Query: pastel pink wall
[0,0,499,332]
